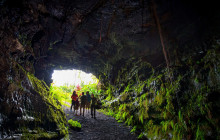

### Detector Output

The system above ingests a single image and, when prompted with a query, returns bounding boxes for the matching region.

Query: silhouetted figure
[74,98,80,116]
[80,92,87,116]
[71,91,78,114]
[86,91,91,113]
[91,93,97,119]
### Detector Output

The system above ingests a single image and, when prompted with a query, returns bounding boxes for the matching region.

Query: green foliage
[105,85,114,101]
[99,108,115,116]
[196,125,205,140]
[138,133,144,139]
[80,82,101,96]
[130,126,137,133]
[50,75,101,107]
[99,44,220,139]
[50,84,72,107]
[68,119,81,129]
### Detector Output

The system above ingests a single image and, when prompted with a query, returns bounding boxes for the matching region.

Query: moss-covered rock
[0,62,68,139]
[100,42,220,139]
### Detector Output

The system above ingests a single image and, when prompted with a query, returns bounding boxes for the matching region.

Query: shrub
[68,119,81,129]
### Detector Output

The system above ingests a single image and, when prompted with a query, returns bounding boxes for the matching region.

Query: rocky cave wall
[0,0,220,139]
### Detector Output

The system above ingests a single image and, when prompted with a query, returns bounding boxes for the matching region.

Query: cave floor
[63,107,138,140]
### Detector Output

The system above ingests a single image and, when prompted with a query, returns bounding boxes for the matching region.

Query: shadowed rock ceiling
[1,0,219,84]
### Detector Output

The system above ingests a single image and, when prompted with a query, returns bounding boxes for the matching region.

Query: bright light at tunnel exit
[52,69,98,86]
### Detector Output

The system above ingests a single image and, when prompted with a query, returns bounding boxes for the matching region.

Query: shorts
[86,101,91,108]
[72,100,75,106]
[74,105,79,110]
[81,103,86,108]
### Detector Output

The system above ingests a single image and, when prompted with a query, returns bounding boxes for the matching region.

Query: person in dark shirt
[86,91,91,113]
[80,92,87,116]
[91,93,97,119]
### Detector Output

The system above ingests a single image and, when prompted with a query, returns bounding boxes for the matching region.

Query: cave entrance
[50,69,101,107]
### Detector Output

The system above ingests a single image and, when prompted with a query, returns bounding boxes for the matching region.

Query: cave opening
[50,69,101,108]
[51,69,99,87]
[1,0,220,139]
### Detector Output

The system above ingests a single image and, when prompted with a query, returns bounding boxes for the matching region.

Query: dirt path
[63,107,138,140]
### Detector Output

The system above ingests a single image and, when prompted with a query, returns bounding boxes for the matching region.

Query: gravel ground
[64,107,138,140]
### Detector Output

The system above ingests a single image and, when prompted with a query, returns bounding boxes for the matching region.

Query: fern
[130,125,137,133]
[196,126,205,140]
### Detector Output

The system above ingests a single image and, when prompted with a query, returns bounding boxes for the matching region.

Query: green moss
[16,63,68,139]
[19,127,60,140]
[68,119,81,129]
[21,132,59,140]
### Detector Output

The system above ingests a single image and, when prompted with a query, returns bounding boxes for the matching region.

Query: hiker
[70,91,78,113]
[86,91,91,113]
[80,92,87,116]
[74,97,80,116]
[91,93,97,119]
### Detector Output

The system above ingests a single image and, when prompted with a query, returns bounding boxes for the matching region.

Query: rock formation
[0,0,219,139]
